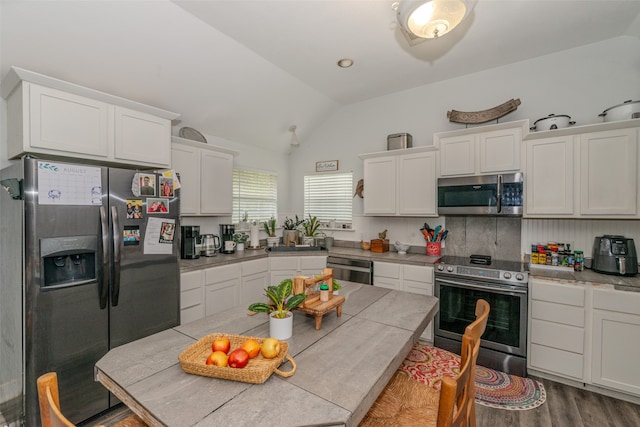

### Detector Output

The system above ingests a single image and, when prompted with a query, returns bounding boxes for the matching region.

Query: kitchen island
[95,281,438,426]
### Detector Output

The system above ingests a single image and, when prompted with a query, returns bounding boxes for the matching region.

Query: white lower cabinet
[528,278,586,381]
[269,256,327,284]
[241,258,269,306]
[179,269,204,325]
[591,288,640,396]
[373,262,402,290]
[528,277,640,399]
[374,262,434,341]
[204,263,242,316]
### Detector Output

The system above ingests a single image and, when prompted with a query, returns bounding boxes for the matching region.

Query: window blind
[304,172,353,222]
[232,169,278,223]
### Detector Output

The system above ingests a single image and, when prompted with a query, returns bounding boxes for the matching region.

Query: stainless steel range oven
[434,255,529,376]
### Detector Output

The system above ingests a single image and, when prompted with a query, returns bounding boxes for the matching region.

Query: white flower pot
[269,311,293,340]
[237,242,245,251]
[267,236,279,248]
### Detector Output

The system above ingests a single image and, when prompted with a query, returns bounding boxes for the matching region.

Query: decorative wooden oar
[447,98,521,125]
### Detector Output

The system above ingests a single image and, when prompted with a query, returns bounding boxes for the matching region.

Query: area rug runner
[400,342,546,410]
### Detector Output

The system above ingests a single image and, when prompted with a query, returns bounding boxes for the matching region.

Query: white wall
[289,36,640,248]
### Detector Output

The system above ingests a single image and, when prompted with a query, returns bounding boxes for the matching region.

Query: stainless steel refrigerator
[0,156,180,426]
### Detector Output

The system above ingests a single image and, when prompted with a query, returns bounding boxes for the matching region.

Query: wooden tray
[178,333,296,384]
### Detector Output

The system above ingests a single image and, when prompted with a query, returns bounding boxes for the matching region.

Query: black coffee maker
[220,224,235,254]
[181,225,200,259]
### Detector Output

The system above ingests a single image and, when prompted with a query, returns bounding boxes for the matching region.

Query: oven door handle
[436,277,528,295]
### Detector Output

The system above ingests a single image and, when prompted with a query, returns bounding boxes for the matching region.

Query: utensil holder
[426,242,441,256]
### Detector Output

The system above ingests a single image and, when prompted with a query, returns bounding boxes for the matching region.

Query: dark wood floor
[476,376,640,427]
[85,377,640,427]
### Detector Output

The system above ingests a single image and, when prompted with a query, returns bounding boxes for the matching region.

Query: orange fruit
[240,339,261,358]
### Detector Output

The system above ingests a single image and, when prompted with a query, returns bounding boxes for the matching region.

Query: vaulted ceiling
[2,1,639,152]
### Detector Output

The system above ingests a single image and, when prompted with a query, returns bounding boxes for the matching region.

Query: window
[232,169,277,223]
[304,172,353,222]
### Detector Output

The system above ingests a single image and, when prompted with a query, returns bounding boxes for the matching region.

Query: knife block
[371,239,389,253]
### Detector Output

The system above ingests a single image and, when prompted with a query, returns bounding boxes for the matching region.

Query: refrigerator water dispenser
[40,236,97,288]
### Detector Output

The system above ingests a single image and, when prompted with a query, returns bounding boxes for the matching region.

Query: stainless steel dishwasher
[326,256,373,285]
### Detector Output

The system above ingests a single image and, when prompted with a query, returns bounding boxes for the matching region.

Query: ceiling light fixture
[396,0,477,39]
[288,125,300,147]
[337,58,354,68]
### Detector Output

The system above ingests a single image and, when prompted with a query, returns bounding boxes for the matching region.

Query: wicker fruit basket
[178,333,296,384]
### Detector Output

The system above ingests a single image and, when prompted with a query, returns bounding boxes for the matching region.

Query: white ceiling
[2,1,640,152]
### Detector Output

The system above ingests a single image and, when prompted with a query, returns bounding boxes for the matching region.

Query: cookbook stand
[293,268,345,330]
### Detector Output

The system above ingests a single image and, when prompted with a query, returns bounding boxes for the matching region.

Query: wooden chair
[37,372,147,427]
[359,299,490,427]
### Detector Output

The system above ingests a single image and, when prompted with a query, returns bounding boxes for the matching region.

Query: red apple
[205,351,228,367]
[228,349,250,368]
[212,337,231,354]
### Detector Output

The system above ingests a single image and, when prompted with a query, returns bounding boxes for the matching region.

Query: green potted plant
[301,215,322,246]
[239,211,249,230]
[263,217,279,247]
[282,215,305,246]
[232,232,249,251]
[248,279,307,339]
[332,279,342,295]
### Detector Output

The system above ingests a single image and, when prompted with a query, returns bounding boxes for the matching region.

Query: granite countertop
[180,244,442,273]
[529,264,640,292]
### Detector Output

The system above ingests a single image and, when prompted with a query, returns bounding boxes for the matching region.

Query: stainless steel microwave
[437,173,523,216]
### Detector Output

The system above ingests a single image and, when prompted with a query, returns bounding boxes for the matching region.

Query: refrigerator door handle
[99,206,110,309]
[111,205,122,306]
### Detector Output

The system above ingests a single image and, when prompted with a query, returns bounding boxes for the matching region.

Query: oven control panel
[436,263,528,285]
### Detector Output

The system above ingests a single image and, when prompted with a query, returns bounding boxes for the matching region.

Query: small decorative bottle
[320,284,330,302]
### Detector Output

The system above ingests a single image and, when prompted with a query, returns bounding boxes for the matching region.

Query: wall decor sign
[316,160,338,172]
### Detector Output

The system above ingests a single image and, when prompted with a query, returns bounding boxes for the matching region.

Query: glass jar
[320,284,329,302]
[575,250,584,271]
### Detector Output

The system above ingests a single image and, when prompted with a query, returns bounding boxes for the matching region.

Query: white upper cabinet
[1,67,179,168]
[200,149,234,215]
[362,156,397,215]
[438,134,475,176]
[171,137,236,216]
[397,151,438,216]
[360,146,438,217]
[525,135,575,216]
[580,128,637,216]
[434,120,527,177]
[523,120,640,218]
[26,84,110,157]
[114,106,172,166]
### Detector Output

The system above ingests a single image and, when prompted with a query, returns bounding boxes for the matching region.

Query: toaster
[591,235,638,276]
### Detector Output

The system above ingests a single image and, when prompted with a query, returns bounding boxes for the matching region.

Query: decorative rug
[400,342,546,410]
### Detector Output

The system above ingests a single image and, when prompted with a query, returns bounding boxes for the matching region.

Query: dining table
[94,281,439,427]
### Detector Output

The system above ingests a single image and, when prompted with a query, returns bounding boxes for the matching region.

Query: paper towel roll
[250,222,260,248]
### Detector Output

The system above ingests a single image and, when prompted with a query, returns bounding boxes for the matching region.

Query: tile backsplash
[444,216,522,262]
